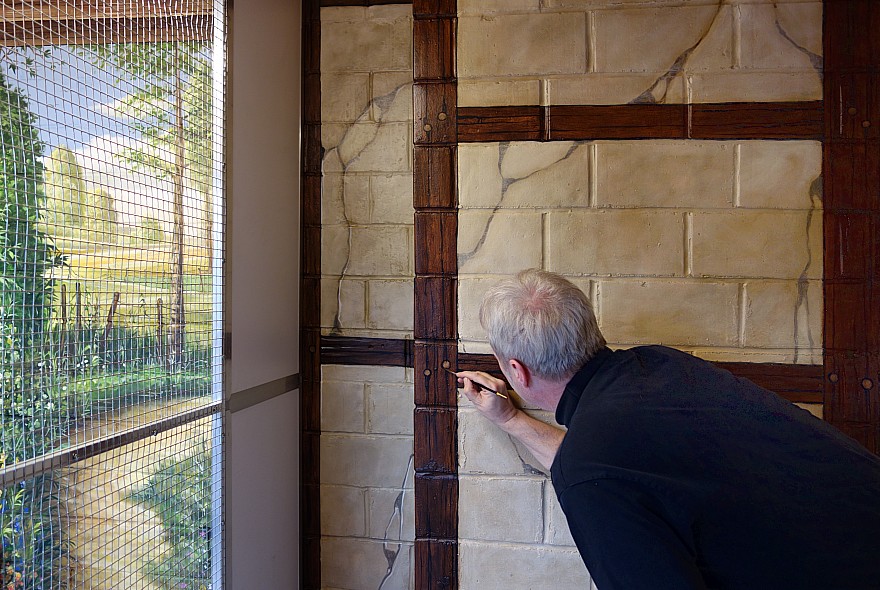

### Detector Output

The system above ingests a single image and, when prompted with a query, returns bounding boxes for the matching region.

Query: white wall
[226,0,302,587]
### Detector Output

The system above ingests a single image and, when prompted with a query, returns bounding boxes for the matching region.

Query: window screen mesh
[1,3,225,589]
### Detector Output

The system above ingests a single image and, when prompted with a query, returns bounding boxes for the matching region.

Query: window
[1,3,225,589]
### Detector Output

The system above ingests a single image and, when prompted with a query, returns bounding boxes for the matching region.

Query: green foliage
[88,188,117,244]
[1,47,216,590]
[0,48,54,79]
[0,72,70,590]
[129,446,213,590]
[40,146,85,237]
[1,475,67,590]
[136,216,165,244]
[40,147,118,245]
[0,365,71,463]
[0,71,60,345]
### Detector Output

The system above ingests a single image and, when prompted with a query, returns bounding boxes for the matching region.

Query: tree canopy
[0,70,58,346]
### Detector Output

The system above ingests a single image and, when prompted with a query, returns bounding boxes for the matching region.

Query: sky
[5,46,207,226]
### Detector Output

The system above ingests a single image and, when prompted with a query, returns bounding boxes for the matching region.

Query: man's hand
[454,370,518,427]
[452,369,565,470]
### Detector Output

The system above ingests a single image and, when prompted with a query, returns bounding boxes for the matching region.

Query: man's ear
[508,358,531,389]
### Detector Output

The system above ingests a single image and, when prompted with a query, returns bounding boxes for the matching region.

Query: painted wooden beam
[413,3,460,588]
[300,0,323,588]
[822,0,880,453]
[319,335,825,405]
[457,102,824,142]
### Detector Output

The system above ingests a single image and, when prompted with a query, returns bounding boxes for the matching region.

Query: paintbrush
[443,367,509,399]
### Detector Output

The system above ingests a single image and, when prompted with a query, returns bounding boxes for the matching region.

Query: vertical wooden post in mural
[413,0,459,588]
[301,0,323,587]
[823,0,880,453]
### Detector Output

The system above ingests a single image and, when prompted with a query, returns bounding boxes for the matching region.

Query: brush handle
[444,367,508,399]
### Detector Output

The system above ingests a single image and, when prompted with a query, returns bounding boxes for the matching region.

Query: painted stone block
[599,279,740,346]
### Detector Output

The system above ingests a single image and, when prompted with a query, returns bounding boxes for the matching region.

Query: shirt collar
[555,346,612,427]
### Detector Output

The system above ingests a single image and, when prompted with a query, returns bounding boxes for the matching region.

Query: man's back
[551,345,880,589]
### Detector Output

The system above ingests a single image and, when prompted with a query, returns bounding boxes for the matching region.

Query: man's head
[479,269,606,384]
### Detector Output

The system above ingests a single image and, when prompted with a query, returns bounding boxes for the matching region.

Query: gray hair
[479,269,606,381]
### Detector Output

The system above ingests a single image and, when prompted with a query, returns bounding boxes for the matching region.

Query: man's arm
[455,370,565,470]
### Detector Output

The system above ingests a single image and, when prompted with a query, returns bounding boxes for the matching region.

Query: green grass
[65,367,212,416]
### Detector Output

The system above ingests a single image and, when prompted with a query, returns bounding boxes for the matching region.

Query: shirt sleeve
[559,478,707,590]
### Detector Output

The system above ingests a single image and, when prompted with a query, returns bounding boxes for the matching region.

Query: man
[455,268,880,590]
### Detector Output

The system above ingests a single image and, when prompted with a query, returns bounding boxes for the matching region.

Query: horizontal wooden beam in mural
[320,335,824,405]
[458,102,824,143]
[320,335,414,367]
[320,0,411,5]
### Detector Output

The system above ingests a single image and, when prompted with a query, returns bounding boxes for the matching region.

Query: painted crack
[377,453,414,590]
[324,81,410,334]
[458,141,581,267]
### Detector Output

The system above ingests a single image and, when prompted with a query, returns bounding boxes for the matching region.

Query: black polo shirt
[550,345,880,590]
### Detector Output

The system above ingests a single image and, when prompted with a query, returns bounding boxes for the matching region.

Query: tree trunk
[170,45,186,366]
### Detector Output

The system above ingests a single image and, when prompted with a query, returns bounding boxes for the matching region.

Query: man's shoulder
[613,344,709,365]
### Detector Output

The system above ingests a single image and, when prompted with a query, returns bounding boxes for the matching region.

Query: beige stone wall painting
[319,6,416,590]
[457,0,822,106]
[458,396,597,588]
[457,139,823,366]
[320,365,416,590]
[455,136,823,588]
[321,5,415,340]
[316,2,826,589]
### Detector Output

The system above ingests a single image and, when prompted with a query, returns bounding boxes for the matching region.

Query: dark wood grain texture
[320,335,412,366]
[823,0,880,71]
[413,0,456,17]
[413,17,456,81]
[319,0,411,5]
[302,535,321,589]
[301,226,322,277]
[414,146,457,208]
[415,474,459,539]
[823,0,880,454]
[302,123,324,176]
[415,212,458,274]
[303,73,322,122]
[415,540,458,590]
[415,408,458,474]
[824,211,872,280]
[414,276,458,341]
[824,281,868,353]
[301,277,321,337]
[414,341,459,406]
[457,106,544,142]
[413,4,460,587]
[713,363,826,404]
[300,1,323,587]
[457,102,824,142]
[551,104,687,140]
[302,175,322,225]
[414,82,458,145]
[689,102,823,140]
